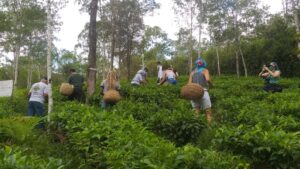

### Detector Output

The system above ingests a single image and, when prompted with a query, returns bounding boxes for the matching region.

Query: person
[159,65,177,85]
[100,70,121,108]
[157,61,163,84]
[131,68,148,86]
[27,77,49,118]
[188,58,213,123]
[258,62,282,93]
[68,68,84,102]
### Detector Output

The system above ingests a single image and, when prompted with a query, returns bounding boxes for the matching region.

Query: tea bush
[49,102,249,168]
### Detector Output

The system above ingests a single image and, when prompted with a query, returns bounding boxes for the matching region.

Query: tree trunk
[238,41,248,77]
[291,0,300,59]
[86,0,98,102]
[235,51,240,78]
[111,31,115,70]
[189,5,194,72]
[27,55,33,89]
[110,0,116,70]
[13,43,20,89]
[46,0,53,118]
[198,0,202,56]
[126,37,132,81]
[216,46,221,76]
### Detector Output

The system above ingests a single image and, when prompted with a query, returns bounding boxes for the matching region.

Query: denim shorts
[167,78,177,85]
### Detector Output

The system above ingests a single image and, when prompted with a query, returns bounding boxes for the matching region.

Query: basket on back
[180,83,204,100]
[103,70,121,103]
[60,83,74,96]
[103,90,121,103]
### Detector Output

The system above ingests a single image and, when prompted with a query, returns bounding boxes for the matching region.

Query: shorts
[167,78,177,85]
[191,90,211,110]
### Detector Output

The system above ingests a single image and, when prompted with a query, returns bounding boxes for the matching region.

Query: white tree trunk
[235,51,240,78]
[13,44,20,88]
[216,46,221,76]
[291,0,300,59]
[27,55,33,89]
[46,0,53,120]
[189,3,194,72]
[198,0,202,56]
[238,41,248,77]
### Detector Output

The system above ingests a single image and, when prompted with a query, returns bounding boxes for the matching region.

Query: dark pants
[69,87,84,102]
[27,101,45,129]
[263,84,282,93]
[27,101,44,116]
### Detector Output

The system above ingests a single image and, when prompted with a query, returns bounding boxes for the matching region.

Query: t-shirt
[131,73,143,85]
[68,73,84,88]
[100,80,121,93]
[29,82,49,104]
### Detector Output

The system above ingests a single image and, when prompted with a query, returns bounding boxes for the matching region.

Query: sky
[54,0,283,51]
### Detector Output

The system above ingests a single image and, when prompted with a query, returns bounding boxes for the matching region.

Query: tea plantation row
[0,75,299,168]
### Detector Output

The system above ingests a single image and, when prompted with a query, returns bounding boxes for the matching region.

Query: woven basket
[103,90,121,103]
[60,83,74,96]
[180,83,204,100]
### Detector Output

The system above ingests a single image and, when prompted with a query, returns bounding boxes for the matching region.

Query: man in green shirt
[68,68,84,102]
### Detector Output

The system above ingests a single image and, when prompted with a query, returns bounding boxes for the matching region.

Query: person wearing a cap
[131,68,148,86]
[259,62,282,93]
[27,77,49,117]
[188,58,213,122]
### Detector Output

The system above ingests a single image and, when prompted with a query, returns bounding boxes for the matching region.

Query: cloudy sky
[54,0,283,51]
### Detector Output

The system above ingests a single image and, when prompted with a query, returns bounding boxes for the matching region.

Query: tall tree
[46,0,53,117]
[0,0,47,88]
[290,0,300,59]
[86,0,98,101]
[173,0,198,71]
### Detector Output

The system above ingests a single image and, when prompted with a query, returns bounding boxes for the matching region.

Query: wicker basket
[103,90,121,103]
[59,83,74,96]
[180,83,204,100]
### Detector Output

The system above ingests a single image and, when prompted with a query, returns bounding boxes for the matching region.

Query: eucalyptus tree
[44,0,67,115]
[205,0,268,77]
[77,0,99,101]
[173,0,200,71]
[290,0,300,59]
[139,26,173,62]
[0,0,47,88]
[111,0,159,79]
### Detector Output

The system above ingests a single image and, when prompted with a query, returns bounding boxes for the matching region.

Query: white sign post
[0,80,13,97]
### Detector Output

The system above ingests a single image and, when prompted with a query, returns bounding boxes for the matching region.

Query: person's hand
[263,65,269,71]
[261,65,266,71]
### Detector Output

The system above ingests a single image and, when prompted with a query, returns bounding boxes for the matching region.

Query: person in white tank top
[159,65,177,85]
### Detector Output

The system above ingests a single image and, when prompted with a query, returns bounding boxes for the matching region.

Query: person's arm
[203,69,213,88]
[258,66,265,77]
[44,85,49,97]
[264,66,280,78]
[188,71,194,84]
[28,91,32,99]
